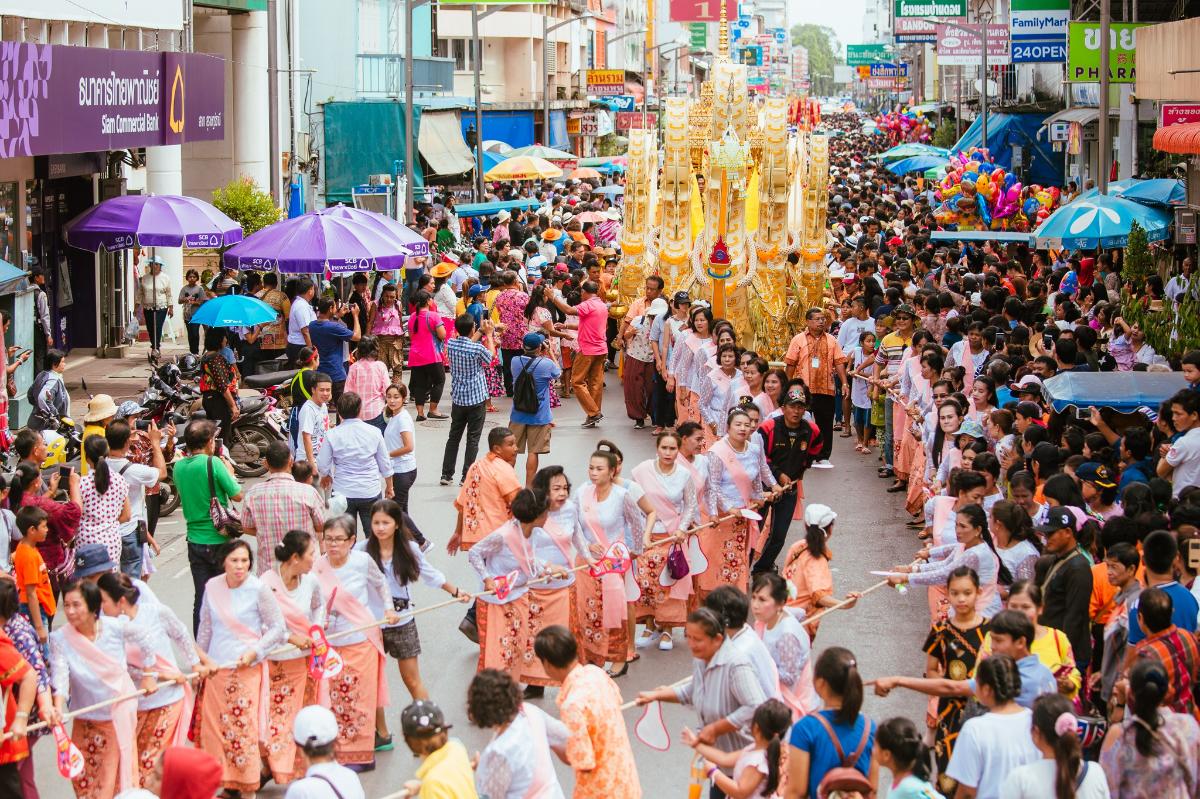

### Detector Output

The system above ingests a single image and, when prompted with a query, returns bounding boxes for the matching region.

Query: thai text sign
[935,23,1011,66]
[0,43,225,158]
[895,0,965,17]
[1066,22,1147,83]
[586,69,625,96]
[689,23,708,49]
[616,111,657,129]
[1161,103,1200,128]
[895,17,938,43]
[847,44,892,65]
[870,63,909,78]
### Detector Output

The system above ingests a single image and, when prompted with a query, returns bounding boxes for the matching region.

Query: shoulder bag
[207,456,242,537]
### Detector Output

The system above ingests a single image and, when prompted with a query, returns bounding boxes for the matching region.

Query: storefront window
[0,182,17,266]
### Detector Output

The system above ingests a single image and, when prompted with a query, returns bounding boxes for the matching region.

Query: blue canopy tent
[454,198,542,219]
[953,113,1063,190]
[886,155,951,175]
[1042,372,1189,415]
[930,231,1036,246]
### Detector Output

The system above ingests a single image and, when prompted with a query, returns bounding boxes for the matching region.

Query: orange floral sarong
[71,718,120,799]
[198,665,263,793]
[265,658,316,783]
[329,641,379,766]
[136,700,185,786]
[522,587,572,686]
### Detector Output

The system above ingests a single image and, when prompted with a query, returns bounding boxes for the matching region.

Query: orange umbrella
[569,167,603,180]
[483,156,564,181]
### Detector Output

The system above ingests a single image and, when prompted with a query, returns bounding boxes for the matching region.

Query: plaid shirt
[1134,625,1200,720]
[240,472,326,574]
[447,337,492,407]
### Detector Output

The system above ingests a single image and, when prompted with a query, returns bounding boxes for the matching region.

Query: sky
[789,0,869,57]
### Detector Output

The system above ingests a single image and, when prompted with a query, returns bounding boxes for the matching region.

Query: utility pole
[267,0,281,205]
[404,0,415,222]
[472,6,484,201]
[1098,0,1112,193]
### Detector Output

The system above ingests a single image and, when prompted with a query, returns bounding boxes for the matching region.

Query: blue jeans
[344,494,382,538]
[120,530,142,577]
[883,395,895,468]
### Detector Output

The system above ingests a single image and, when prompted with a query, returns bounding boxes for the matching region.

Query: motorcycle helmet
[156,362,182,388]
[39,430,68,469]
[178,354,200,375]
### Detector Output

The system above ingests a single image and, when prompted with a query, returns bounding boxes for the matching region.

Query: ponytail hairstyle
[957,503,1013,584]
[814,647,863,725]
[595,440,624,468]
[96,572,142,607]
[9,463,40,509]
[1031,693,1082,799]
[1128,658,1170,757]
[85,435,112,494]
[974,654,1022,706]
[990,500,1042,553]
[803,519,830,562]
[752,699,792,795]
[274,529,314,564]
[876,716,932,781]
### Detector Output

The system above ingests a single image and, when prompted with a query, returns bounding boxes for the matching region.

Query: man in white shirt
[285,706,366,798]
[287,277,317,364]
[1166,256,1197,305]
[316,391,394,535]
[703,586,781,698]
[1160,389,1200,498]
[104,417,166,579]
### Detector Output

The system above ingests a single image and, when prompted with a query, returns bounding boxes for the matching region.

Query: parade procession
[1,0,1200,797]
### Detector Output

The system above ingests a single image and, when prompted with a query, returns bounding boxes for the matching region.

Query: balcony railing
[356,54,456,98]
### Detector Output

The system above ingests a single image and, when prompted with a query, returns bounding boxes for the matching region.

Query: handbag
[666,541,691,580]
[206,456,242,537]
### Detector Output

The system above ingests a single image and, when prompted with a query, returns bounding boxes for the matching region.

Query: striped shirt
[874,331,914,378]
[1133,625,1200,720]
[673,638,768,754]
[447,337,492,407]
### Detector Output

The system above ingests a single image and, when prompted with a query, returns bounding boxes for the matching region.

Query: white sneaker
[635,628,656,649]
[812,459,834,469]
[658,632,674,651]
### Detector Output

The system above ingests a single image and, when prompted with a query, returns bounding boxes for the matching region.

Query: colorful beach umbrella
[483,156,564,182]
[569,167,603,180]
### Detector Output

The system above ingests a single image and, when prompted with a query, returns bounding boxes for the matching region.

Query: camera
[135,419,151,431]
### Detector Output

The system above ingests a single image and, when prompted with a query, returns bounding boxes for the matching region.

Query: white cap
[647,297,669,316]
[293,705,339,747]
[692,299,711,309]
[803,503,837,529]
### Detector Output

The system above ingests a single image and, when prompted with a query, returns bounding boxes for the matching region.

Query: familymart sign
[895,0,966,18]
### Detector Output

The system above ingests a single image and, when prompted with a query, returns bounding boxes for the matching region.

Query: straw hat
[83,394,119,423]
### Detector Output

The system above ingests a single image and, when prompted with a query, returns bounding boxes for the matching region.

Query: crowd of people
[0,107,1199,799]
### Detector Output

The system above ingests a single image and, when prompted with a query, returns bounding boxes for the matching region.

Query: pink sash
[312,557,390,708]
[709,439,756,506]
[520,706,558,798]
[63,622,139,792]
[205,575,273,739]
[579,485,628,629]
[260,570,331,706]
[541,518,576,565]
[500,520,538,580]
[124,630,195,748]
[931,496,957,549]
[632,461,693,601]
[753,620,819,719]
[678,456,709,522]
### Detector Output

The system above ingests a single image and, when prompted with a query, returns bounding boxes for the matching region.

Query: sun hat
[803,504,837,529]
[952,420,986,439]
[647,297,669,317]
[83,394,119,423]
[430,261,455,279]
[115,401,148,419]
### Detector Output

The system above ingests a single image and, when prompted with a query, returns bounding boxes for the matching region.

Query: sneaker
[634,419,645,429]
[657,632,674,651]
[439,477,452,486]
[582,416,599,428]
[811,459,834,469]
[635,628,656,649]
[374,732,394,752]
[522,685,545,699]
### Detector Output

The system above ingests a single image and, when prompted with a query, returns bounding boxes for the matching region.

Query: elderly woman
[635,608,768,778]
[469,668,568,799]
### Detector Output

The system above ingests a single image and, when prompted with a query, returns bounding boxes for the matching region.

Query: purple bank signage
[0,43,226,158]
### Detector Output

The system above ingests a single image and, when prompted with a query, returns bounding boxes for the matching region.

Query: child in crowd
[876,716,945,799]
[13,506,53,658]
[400,699,478,799]
[682,699,791,799]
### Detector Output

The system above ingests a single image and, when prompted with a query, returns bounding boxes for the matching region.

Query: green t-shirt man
[175,454,242,545]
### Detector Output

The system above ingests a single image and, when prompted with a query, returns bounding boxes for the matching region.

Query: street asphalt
[35,379,932,798]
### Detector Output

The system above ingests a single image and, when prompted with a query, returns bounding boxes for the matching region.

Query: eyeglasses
[323,535,352,545]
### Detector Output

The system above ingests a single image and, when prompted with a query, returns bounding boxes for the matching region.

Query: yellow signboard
[586,69,626,96]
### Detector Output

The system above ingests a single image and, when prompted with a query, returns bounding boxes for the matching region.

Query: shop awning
[1153,122,1200,154]
[0,259,27,296]
[418,111,475,176]
[1042,107,1100,126]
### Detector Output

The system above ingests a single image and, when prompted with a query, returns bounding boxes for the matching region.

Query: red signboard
[669,0,720,22]
[1161,103,1200,128]
[616,111,658,129]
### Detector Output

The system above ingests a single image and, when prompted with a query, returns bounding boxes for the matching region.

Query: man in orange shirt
[449,426,522,554]
[784,307,848,469]
[535,625,641,799]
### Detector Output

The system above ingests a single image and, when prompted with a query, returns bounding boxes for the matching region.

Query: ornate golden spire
[717,0,730,62]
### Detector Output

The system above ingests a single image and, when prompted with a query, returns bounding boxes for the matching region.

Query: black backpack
[512,357,542,414]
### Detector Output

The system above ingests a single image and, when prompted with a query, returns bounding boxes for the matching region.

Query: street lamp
[543,11,598,148]
[924,1,993,148]
[605,28,648,67]
[642,37,689,123]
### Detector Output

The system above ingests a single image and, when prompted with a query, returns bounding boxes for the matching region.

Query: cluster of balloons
[931,148,1060,231]
[875,110,931,144]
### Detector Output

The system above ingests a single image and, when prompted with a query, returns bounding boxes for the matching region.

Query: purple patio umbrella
[221,212,411,273]
[316,205,431,258]
[64,194,243,252]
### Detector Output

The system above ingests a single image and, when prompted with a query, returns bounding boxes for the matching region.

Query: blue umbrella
[1033,194,1172,249]
[1117,179,1186,206]
[885,155,949,175]
[593,185,624,196]
[190,295,279,328]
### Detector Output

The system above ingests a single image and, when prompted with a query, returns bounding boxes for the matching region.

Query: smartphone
[1043,332,1054,350]
[135,419,151,431]
[1074,406,1092,421]
[58,465,71,481]
[215,437,224,453]
[1185,538,1200,571]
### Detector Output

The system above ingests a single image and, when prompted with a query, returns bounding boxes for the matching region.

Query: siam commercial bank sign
[0,43,225,159]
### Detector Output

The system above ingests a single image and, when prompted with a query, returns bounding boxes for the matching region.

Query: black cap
[672,291,692,305]
[1034,505,1077,535]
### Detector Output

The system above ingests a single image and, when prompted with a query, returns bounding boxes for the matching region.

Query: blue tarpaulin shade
[930,231,1036,245]
[454,198,542,218]
[886,155,950,175]
[954,113,1063,190]
[1042,372,1189,415]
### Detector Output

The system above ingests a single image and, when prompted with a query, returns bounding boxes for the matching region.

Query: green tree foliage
[790,24,840,96]
[1120,221,1200,358]
[212,177,283,239]
[931,120,958,149]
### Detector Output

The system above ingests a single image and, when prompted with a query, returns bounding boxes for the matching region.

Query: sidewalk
[63,339,192,417]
